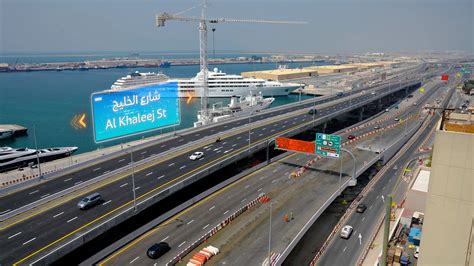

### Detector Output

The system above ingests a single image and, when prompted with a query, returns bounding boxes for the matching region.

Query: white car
[371,92,376,95]
[414,246,420,258]
[189,151,204,160]
[340,225,353,239]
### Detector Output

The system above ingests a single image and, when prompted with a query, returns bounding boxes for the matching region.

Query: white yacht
[194,92,274,127]
[0,146,78,173]
[110,68,302,97]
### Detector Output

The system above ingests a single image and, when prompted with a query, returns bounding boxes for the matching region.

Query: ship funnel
[229,96,238,108]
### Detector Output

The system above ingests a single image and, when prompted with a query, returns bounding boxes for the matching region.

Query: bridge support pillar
[378,98,382,109]
[359,107,365,122]
[266,139,274,165]
[322,122,328,133]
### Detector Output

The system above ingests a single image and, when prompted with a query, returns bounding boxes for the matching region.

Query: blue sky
[1,0,472,54]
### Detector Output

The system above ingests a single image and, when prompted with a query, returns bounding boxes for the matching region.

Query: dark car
[347,135,356,140]
[77,192,102,210]
[147,242,171,259]
[356,203,367,213]
[337,92,344,97]
[308,109,317,115]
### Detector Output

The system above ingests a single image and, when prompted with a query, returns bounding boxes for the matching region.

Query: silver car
[77,192,102,210]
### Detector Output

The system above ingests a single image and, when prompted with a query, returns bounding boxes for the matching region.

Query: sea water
[0,58,325,154]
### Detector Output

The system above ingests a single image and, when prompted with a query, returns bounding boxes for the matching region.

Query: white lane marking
[178,241,186,248]
[180,165,186,169]
[135,187,141,191]
[161,236,169,242]
[258,133,263,136]
[273,169,278,173]
[8,231,22,239]
[120,183,128,188]
[223,210,229,215]
[102,200,112,206]
[161,145,166,148]
[271,129,275,132]
[140,151,147,155]
[169,163,175,167]
[22,237,36,246]
[205,148,211,151]
[195,134,200,137]
[343,246,347,253]
[224,149,233,154]
[67,216,78,223]
[64,178,72,182]
[209,206,215,211]
[222,142,227,145]
[199,157,205,161]
[369,205,373,210]
[157,175,164,180]
[241,198,247,203]
[232,144,237,147]
[130,256,140,264]
[262,127,266,130]
[40,193,50,199]
[93,167,101,172]
[257,188,263,192]
[213,147,222,151]
[187,220,194,225]
[216,150,221,153]
[0,209,12,215]
[260,176,266,180]
[376,195,379,199]
[74,181,83,185]
[119,158,125,162]
[146,172,153,176]
[29,190,39,195]
[362,217,366,222]
[103,170,111,174]
[245,185,250,189]
[53,212,64,218]
[272,179,278,183]
[179,139,184,142]
[203,224,210,230]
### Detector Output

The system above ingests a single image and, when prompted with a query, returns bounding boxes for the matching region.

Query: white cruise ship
[110,68,302,97]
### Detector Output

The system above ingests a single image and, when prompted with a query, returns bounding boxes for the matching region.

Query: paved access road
[1,77,426,265]
[316,81,452,266]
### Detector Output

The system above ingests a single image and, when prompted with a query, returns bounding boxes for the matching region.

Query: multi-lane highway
[0,65,443,265]
[316,81,455,266]
[96,76,444,265]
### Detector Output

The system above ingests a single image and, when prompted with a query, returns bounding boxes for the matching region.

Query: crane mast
[156,0,306,125]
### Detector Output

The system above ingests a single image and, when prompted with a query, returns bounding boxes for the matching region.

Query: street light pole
[248,112,252,153]
[268,202,273,265]
[127,145,137,211]
[339,148,356,186]
[33,125,42,179]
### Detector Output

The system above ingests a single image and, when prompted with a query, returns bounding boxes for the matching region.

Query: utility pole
[381,194,392,266]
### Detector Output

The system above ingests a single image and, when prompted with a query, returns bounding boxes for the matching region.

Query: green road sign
[315,133,341,158]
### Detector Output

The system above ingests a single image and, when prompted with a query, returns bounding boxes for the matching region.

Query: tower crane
[156,1,306,126]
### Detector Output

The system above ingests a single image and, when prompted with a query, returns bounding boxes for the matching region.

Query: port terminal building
[241,61,401,81]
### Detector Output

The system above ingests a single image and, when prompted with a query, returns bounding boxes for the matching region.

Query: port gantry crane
[156,1,306,125]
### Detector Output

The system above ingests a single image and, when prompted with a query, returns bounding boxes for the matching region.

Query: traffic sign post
[315,133,341,158]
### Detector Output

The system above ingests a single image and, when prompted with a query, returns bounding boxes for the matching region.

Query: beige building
[405,168,431,213]
[418,111,474,265]
[241,68,318,81]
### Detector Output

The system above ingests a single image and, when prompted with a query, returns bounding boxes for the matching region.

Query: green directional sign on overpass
[315,133,341,158]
